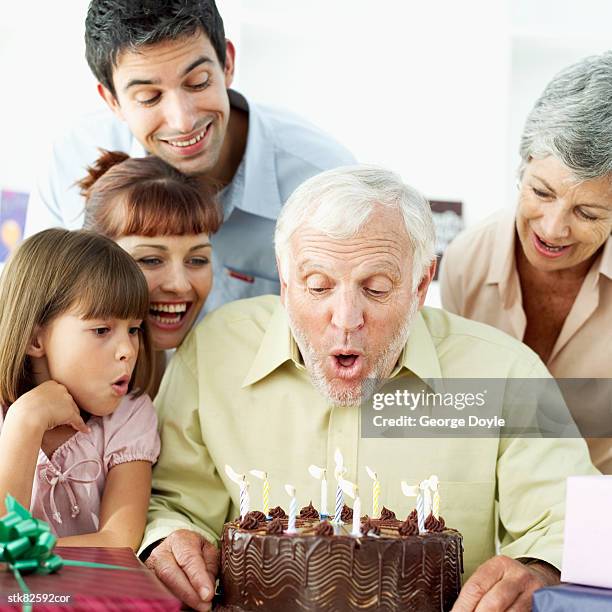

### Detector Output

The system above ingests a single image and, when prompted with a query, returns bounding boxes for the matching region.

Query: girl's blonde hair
[0,228,154,405]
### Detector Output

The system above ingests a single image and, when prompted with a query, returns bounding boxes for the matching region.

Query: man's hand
[451,555,560,612]
[145,529,219,612]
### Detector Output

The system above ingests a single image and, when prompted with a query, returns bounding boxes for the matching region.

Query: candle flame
[365,466,377,481]
[225,464,244,485]
[340,478,357,499]
[401,481,418,497]
[284,484,296,497]
[249,469,267,480]
[308,465,325,480]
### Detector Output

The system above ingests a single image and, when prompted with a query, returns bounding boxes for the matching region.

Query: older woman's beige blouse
[440,208,612,472]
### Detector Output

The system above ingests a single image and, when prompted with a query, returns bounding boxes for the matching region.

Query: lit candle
[308,465,328,517]
[421,478,432,517]
[249,469,270,517]
[365,466,380,519]
[417,480,429,534]
[285,484,297,533]
[340,479,361,536]
[429,475,440,519]
[225,464,250,517]
[333,449,346,524]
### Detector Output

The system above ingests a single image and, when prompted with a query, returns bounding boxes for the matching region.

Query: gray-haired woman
[440,51,612,473]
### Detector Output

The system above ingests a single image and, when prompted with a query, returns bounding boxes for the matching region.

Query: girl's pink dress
[0,393,160,537]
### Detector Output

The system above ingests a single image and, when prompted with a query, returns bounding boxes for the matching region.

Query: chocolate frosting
[268,506,287,519]
[239,513,260,530]
[266,518,284,535]
[220,517,463,612]
[340,504,353,522]
[249,511,268,523]
[398,518,419,536]
[380,506,397,521]
[360,518,381,536]
[299,501,320,520]
[425,513,446,532]
[407,509,417,522]
[314,521,334,536]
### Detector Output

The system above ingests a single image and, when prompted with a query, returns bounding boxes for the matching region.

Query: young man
[26,0,354,311]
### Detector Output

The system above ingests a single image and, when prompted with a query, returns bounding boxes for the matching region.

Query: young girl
[79,150,222,395]
[0,229,160,550]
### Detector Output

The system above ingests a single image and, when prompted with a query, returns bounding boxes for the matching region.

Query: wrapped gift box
[561,475,612,588]
[0,547,180,611]
[533,583,612,612]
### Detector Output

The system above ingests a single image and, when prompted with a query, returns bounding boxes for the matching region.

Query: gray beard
[287,296,420,407]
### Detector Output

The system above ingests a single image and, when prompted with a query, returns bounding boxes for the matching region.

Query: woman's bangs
[121,182,222,237]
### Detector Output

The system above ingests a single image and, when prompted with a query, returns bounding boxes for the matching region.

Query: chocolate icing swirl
[406,509,417,522]
[299,501,320,520]
[268,506,287,519]
[314,521,334,536]
[425,513,446,532]
[249,510,268,523]
[239,513,260,530]
[266,518,284,534]
[380,506,396,521]
[340,504,353,522]
[398,518,419,536]
[360,518,381,536]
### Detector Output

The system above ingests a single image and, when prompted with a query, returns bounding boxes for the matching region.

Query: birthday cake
[218,504,463,611]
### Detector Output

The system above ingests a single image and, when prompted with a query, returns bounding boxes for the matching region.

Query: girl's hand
[12,381,90,434]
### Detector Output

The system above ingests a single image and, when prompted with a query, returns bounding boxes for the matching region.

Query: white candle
[285,484,297,533]
[340,479,361,537]
[308,465,328,517]
[225,464,250,518]
[429,475,440,519]
[352,493,361,536]
[333,449,346,524]
[240,480,250,518]
[416,492,426,533]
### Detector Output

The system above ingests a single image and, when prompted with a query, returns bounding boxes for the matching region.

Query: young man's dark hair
[85,0,226,97]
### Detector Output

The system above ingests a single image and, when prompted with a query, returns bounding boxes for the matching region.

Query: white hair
[274,164,436,290]
[520,51,612,180]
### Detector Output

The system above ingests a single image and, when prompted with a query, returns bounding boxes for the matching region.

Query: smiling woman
[440,51,612,473]
[80,150,222,395]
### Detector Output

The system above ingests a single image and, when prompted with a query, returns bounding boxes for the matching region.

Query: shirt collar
[227,89,283,220]
[599,235,612,281]
[486,207,517,287]
[242,304,443,389]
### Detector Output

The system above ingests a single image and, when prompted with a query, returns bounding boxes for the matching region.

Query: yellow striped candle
[249,469,270,516]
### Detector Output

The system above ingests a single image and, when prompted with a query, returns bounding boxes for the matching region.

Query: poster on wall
[429,200,463,280]
[0,190,28,263]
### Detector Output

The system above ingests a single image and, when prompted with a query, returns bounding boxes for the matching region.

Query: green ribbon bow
[0,495,138,612]
[0,494,62,572]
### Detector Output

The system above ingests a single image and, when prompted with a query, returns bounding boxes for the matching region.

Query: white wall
[1,0,611,302]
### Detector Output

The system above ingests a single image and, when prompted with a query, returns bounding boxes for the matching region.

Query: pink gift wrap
[561,475,612,589]
[0,547,181,611]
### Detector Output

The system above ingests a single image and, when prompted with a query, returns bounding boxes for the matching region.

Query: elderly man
[142,166,596,612]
